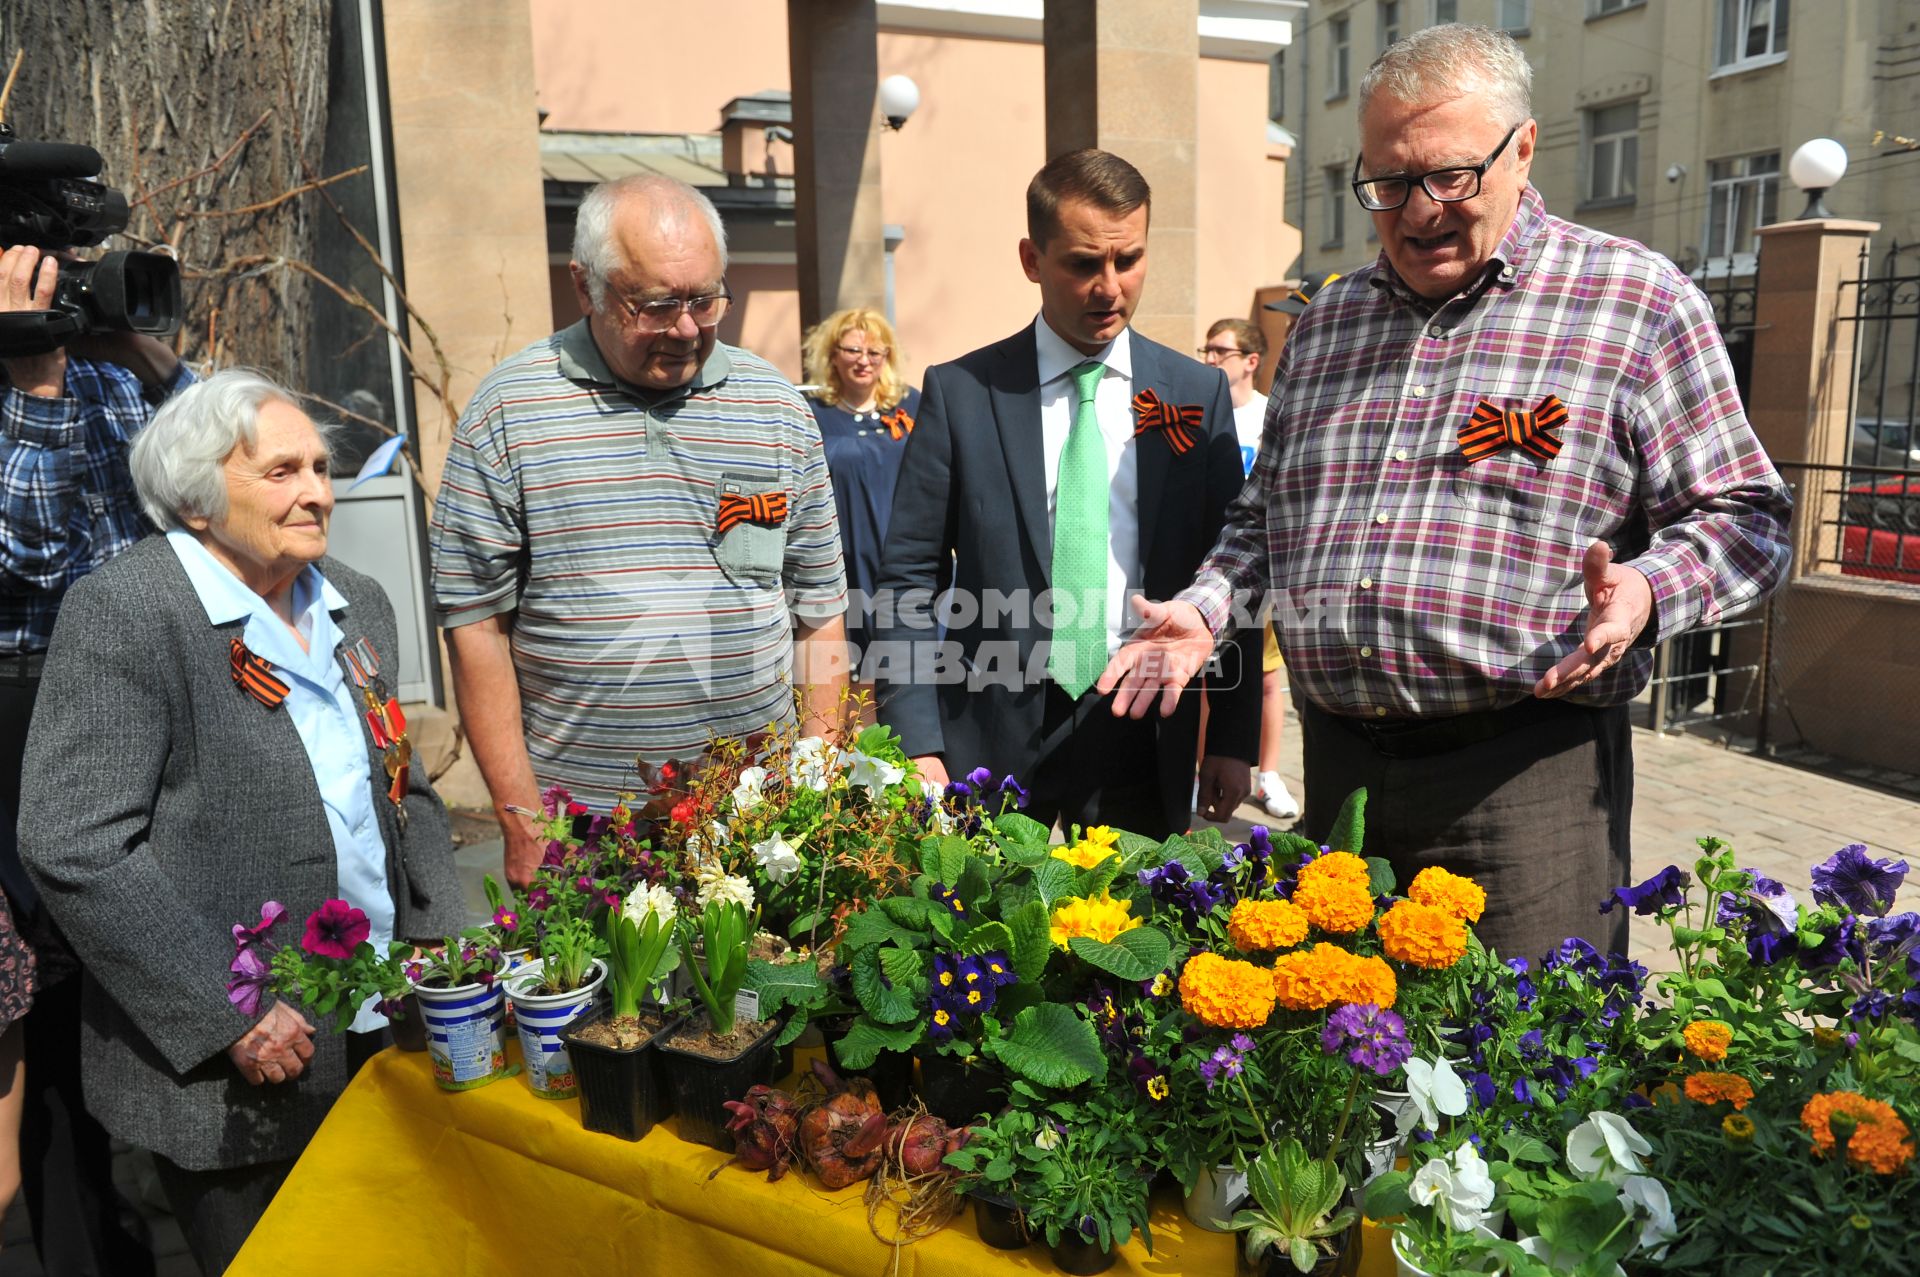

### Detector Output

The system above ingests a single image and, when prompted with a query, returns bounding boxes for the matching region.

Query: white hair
[571,175,729,308]
[1359,23,1533,132]
[129,368,335,531]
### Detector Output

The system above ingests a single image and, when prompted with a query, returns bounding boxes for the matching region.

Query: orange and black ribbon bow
[880,407,914,441]
[716,491,789,536]
[1459,395,1569,464]
[230,637,290,710]
[1131,388,1205,456]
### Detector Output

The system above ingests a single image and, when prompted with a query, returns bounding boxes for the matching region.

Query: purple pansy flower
[997,774,1030,809]
[1601,865,1692,917]
[1811,844,1909,918]
[1320,1003,1412,1076]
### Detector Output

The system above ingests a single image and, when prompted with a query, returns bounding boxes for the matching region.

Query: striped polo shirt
[430,322,846,806]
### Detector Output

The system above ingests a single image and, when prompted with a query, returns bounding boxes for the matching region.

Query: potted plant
[656,872,782,1148]
[1228,1138,1360,1277]
[941,1105,1053,1250]
[563,879,683,1140]
[503,916,608,1099]
[1015,1101,1156,1276]
[403,931,512,1091]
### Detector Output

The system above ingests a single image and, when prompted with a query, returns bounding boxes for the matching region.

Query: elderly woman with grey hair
[15,368,465,1274]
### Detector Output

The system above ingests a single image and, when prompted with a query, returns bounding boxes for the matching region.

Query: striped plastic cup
[504,958,608,1100]
[412,974,511,1092]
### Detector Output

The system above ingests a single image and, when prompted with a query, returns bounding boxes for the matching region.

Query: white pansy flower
[845,751,905,793]
[752,832,803,884]
[1617,1175,1677,1259]
[1566,1111,1652,1184]
[695,872,756,912]
[685,819,728,858]
[1518,1237,1625,1276]
[926,803,957,835]
[789,736,835,791]
[624,881,677,929]
[1034,1125,1063,1151]
[732,765,768,811]
[1408,1142,1496,1232]
[1403,1056,1470,1132]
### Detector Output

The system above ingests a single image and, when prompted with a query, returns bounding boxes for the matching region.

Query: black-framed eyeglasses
[1350,125,1520,212]
[1197,345,1250,362]
[614,282,732,334]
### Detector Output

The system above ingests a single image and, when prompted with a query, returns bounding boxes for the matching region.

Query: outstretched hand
[1096,596,1216,720]
[1534,540,1654,699]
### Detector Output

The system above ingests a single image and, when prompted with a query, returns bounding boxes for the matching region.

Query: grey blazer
[18,536,466,1171]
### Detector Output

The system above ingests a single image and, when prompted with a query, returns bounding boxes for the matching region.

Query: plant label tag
[733,989,761,1023]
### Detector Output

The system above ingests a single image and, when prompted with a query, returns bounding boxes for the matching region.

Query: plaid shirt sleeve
[1175,373,1281,638]
[1622,285,1792,640]
[0,383,85,593]
[781,394,849,623]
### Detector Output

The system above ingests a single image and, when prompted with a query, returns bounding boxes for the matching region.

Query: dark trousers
[150,1030,387,1276]
[3,676,157,1277]
[1296,696,1633,963]
[1023,682,1175,840]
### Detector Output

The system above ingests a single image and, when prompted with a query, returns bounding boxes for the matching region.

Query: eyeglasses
[1350,125,1520,212]
[835,345,889,364]
[1198,345,1251,362]
[613,284,732,334]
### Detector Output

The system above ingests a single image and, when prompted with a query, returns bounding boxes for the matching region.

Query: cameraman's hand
[65,330,181,391]
[0,246,66,397]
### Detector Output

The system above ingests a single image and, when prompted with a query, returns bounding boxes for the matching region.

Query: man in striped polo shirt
[431,175,848,885]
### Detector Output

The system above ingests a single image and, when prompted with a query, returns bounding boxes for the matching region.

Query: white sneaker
[1257,771,1300,822]
[1191,778,1203,812]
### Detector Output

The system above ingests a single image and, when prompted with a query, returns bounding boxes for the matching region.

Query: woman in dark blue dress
[801,308,919,703]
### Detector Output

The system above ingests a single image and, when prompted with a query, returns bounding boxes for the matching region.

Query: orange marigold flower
[1406,866,1486,924]
[1683,1020,1733,1064]
[1328,951,1399,1009]
[1683,1071,1755,1111]
[1802,1091,1916,1175]
[1378,900,1469,969]
[1297,850,1371,889]
[1292,874,1375,934]
[1269,943,1397,1011]
[1178,951,1277,1030]
[1227,898,1311,952]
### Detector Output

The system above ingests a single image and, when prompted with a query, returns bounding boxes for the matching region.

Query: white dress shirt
[1232,390,1269,477]
[167,530,396,1031]
[1035,315,1142,654]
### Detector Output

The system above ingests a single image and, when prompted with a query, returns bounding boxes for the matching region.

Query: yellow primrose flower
[1049,891,1142,948]
[1052,825,1120,870]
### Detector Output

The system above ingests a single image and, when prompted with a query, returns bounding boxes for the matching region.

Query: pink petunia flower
[301,899,371,960]
[232,900,287,952]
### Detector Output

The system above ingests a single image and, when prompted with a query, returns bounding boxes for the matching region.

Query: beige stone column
[1750,217,1879,576]
[787,0,888,330]
[1042,0,1199,351]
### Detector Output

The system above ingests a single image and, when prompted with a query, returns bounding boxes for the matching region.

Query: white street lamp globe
[879,75,921,131]
[1788,138,1848,192]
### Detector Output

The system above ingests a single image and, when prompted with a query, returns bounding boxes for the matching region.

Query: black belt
[0,652,45,684]
[1316,696,1594,760]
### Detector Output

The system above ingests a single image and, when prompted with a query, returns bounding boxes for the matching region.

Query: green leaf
[983,1003,1106,1088]
[922,835,972,885]
[1365,856,1396,900]
[1326,787,1366,855]
[1030,858,1078,907]
[773,1013,808,1047]
[1893,1038,1920,1064]
[841,908,921,954]
[832,1018,921,1069]
[1289,1238,1317,1273]
[880,896,941,930]
[994,811,1051,851]
[850,946,923,1023]
[1007,899,1052,984]
[1274,831,1320,864]
[878,946,929,999]
[960,921,1014,956]
[1067,926,1172,981]
[1498,1133,1557,1166]
[741,958,828,1017]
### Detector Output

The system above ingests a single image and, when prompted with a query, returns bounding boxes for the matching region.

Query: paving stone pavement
[1,723,1910,1276]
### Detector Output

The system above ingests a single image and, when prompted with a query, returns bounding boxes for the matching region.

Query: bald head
[571,174,729,308]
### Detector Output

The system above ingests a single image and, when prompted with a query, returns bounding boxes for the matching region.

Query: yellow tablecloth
[234,1043,1395,1276]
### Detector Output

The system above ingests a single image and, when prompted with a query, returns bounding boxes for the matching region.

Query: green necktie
[1049,359,1109,698]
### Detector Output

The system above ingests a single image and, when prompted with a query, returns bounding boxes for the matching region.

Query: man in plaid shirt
[2,241,190,1277]
[1102,24,1791,963]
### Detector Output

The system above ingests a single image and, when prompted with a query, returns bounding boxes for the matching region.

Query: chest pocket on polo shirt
[714,472,788,586]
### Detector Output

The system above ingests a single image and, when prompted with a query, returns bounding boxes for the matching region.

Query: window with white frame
[1380,1,1401,48]
[1591,0,1638,15]
[1324,167,1346,245]
[1498,0,1531,33]
[1586,102,1639,203]
[1716,0,1789,69]
[1328,16,1351,99]
[1706,152,1780,261]
[1432,0,1458,22]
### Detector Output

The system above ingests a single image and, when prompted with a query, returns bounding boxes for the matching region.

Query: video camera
[0,124,181,357]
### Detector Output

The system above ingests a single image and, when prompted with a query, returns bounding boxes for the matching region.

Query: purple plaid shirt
[1180,185,1791,719]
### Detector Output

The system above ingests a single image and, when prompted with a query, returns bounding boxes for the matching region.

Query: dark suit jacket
[873,323,1261,834]
[18,537,466,1170]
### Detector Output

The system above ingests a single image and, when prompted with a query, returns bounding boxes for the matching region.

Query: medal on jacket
[344,637,412,829]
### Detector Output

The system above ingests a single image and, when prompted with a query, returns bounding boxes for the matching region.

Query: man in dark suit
[872,149,1259,839]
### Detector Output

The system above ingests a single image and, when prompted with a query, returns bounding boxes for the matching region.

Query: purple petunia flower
[1544,936,1603,974]
[1320,1003,1412,1076]
[1716,872,1800,965]
[526,885,553,911]
[1849,990,1891,1022]
[226,945,273,1018]
[1504,956,1536,1010]
[1465,1070,1498,1108]
[1601,865,1692,917]
[232,900,286,952]
[1512,1077,1535,1105]
[1811,844,1909,918]
[1867,912,1919,956]
[301,899,371,960]
[540,783,571,817]
[1803,913,1865,970]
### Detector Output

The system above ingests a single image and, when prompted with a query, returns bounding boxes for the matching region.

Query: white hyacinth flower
[1566,1111,1652,1184]
[696,872,756,912]
[732,765,768,811]
[1408,1142,1496,1232]
[624,881,677,929]
[752,832,803,884]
